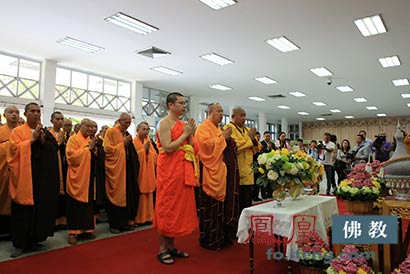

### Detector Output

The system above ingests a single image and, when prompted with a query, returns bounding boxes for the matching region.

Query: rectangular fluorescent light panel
[266,36,300,53]
[316,118,325,121]
[289,91,306,97]
[336,86,353,92]
[310,67,333,77]
[297,112,309,115]
[200,53,233,66]
[199,0,237,10]
[401,93,410,98]
[392,78,410,86]
[277,105,290,109]
[354,97,367,102]
[354,15,387,37]
[379,56,401,68]
[330,109,341,113]
[366,106,378,110]
[377,113,387,117]
[56,37,104,53]
[248,96,266,102]
[150,66,182,76]
[255,76,277,84]
[407,103,410,107]
[313,102,326,106]
[345,116,355,119]
[209,84,232,91]
[105,12,159,35]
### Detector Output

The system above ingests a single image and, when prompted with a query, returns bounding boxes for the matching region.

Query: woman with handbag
[335,139,351,185]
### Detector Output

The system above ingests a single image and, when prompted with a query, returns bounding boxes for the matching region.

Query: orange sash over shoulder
[0,125,12,215]
[133,136,157,193]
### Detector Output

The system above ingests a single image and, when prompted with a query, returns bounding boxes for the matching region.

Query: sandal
[169,248,189,258]
[157,251,174,264]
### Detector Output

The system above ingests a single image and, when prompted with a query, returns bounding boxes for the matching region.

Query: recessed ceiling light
[345,116,355,119]
[277,105,290,110]
[316,118,325,121]
[336,86,354,92]
[313,102,326,106]
[379,56,401,68]
[310,67,333,77]
[407,103,410,107]
[56,37,104,53]
[150,66,182,76]
[289,91,306,97]
[266,36,300,53]
[366,106,378,110]
[200,53,234,66]
[330,109,342,113]
[353,97,367,103]
[297,112,309,115]
[105,12,159,35]
[209,84,232,91]
[377,113,387,117]
[392,79,410,87]
[255,76,277,84]
[199,0,237,10]
[354,14,387,37]
[248,96,266,102]
[401,93,410,99]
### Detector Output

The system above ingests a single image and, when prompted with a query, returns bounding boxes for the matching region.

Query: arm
[157,119,194,153]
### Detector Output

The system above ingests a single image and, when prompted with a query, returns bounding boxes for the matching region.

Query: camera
[373,135,386,149]
[317,143,326,150]
[327,80,332,85]
[346,151,356,160]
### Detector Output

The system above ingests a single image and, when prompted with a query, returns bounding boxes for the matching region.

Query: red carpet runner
[0,197,348,274]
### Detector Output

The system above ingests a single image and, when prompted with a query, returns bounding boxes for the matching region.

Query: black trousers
[239,185,253,213]
[324,164,336,193]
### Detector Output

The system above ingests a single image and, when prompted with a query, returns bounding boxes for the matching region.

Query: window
[0,52,41,100]
[245,119,255,129]
[289,124,300,140]
[55,67,131,112]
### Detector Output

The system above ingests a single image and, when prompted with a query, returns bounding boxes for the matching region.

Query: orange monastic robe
[48,128,65,195]
[0,125,12,215]
[154,120,198,237]
[104,126,127,207]
[66,132,92,203]
[133,136,157,223]
[7,124,35,205]
[195,119,227,202]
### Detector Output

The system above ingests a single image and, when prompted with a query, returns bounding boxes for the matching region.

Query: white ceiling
[1,0,410,123]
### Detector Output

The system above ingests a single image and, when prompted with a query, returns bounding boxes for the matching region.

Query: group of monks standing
[0,92,263,265]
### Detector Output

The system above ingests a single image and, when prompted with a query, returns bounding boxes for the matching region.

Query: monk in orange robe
[0,105,19,237]
[7,102,59,258]
[155,92,198,265]
[45,111,68,228]
[66,119,99,245]
[195,103,237,250]
[104,113,139,234]
[133,121,157,224]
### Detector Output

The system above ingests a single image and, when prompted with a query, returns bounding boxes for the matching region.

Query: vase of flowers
[256,149,324,200]
[336,161,382,214]
[392,253,410,273]
[326,245,376,274]
[298,231,330,274]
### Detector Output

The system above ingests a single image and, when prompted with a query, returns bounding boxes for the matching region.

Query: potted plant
[392,253,410,273]
[336,161,383,214]
[255,149,324,201]
[326,245,376,274]
[298,231,330,274]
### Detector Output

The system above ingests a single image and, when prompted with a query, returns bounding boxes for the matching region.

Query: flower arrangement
[336,161,382,201]
[392,253,410,273]
[255,149,324,198]
[298,231,330,268]
[326,245,375,274]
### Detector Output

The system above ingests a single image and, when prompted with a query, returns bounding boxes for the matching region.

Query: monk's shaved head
[4,105,19,114]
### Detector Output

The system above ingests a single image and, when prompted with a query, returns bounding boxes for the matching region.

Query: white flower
[257,154,267,165]
[297,163,304,171]
[361,186,371,193]
[372,188,380,194]
[267,170,279,181]
[273,154,281,160]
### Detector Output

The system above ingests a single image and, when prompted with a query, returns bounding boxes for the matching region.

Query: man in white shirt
[319,133,336,195]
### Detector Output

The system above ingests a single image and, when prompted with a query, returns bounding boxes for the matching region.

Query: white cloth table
[237,195,339,262]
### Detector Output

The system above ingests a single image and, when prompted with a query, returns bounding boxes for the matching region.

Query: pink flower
[343,262,359,272]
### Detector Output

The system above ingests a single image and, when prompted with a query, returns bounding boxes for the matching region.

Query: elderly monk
[66,119,99,245]
[104,113,140,234]
[0,105,20,236]
[155,92,198,265]
[7,102,59,257]
[195,103,241,250]
[224,106,261,212]
[133,121,157,225]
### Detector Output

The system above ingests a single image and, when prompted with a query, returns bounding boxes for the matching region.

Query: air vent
[136,47,171,59]
[320,113,332,117]
[199,102,209,106]
[267,94,286,99]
